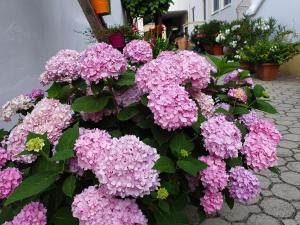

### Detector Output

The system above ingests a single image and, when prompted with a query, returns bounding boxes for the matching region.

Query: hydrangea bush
[0,40,281,225]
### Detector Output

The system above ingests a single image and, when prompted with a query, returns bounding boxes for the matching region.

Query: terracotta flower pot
[211,45,223,56]
[257,63,280,81]
[90,0,110,15]
[240,62,256,74]
[109,32,125,49]
[202,44,211,53]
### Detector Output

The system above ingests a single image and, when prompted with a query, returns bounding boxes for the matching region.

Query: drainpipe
[245,0,265,16]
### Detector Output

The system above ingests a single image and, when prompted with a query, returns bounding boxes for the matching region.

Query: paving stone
[260,198,295,218]
[246,214,280,225]
[277,148,294,157]
[220,203,253,222]
[271,183,300,201]
[279,141,299,149]
[285,157,296,162]
[256,175,271,189]
[276,125,288,131]
[283,134,300,142]
[281,172,300,185]
[290,127,300,134]
[276,120,295,126]
[261,190,273,197]
[201,218,231,225]
[294,153,300,161]
[287,161,300,172]
[292,201,300,210]
[270,177,282,183]
[278,157,287,166]
[295,212,300,223]
[283,219,298,225]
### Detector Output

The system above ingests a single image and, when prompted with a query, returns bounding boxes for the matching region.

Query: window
[203,0,206,20]
[213,0,219,11]
[224,0,231,6]
[192,7,195,22]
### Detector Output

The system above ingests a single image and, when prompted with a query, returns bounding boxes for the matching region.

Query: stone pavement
[197,75,300,225]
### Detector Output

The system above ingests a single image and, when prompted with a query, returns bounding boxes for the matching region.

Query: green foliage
[71,95,110,113]
[154,156,176,173]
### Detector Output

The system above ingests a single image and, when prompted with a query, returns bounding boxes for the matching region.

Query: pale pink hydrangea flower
[0,94,34,122]
[26,88,45,101]
[0,147,9,168]
[193,92,215,118]
[68,157,84,176]
[40,49,80,85]
[80,109,113,123]
[116,85,143,107]
[173,50,215,90]
[228,88,248,103]
[201,116,242,159]
[201,189,223,215]
[148,84,198,131]
[123,40,153,63]
[156,51,176,59]
[224,70,254,87]
[228,166,260,203]
[72,185,147,225]
[95,135,160,198]
[0,167,22,199]
[74,128,112,171]
[79,43,127,83]
[3,202,47,225]
[239,110,259,127]
[199,155,228,191]
[136,57,180,93]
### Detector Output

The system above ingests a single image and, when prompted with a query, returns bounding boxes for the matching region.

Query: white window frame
[224,0,231,7]
[212,0,232,15]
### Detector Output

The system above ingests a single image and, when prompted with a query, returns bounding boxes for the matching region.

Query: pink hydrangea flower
[173,51,215,90]
[74,128,112,171]
[0,147,9,168]
[199,155,228,191]
[26,88,45,101]
[228,88,248,103]
[148,84,198,131]
[228,166,260,203]
[80,109,113,123]
[214,102,230,112]
[0,167,22,199]
[201,116,242,159]
[201,189,223,215]
[95,135,160,198]
[68,157,84,176]
[116,85,143,107]
[156,51,176,59]
[239,110,259,127]
[72,185,147,225]
[192,92,215,118]
[123,40,153,63]
[136,57,180,93]
[79,43,127,83]
[3,202,47,225]
[40,49,80,85]
[224,70,254,87]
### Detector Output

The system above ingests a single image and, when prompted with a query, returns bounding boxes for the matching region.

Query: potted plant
[237,45,257,74]
[90,0,111,15]
[250,39,300,80]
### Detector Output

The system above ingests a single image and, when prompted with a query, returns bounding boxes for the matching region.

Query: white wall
[169,0,205,34]
[207,0,243,22]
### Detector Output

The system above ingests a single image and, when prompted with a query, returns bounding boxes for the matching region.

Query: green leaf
[117,106,139,121]
[192,113,206,133]
[154,207,187,225]
[253,84,265,98]
[224,189,235,209]
[72,79,87,91]
[269,167,281,175]
[153,156,176,173]
[108,129,122,138]
[30,157,63,174]
[47,82,64,98]
[5,172,58,206]
[255,100,277,114]
[217,94,230,102]
[57,85,74,101]
[71,95,110,113]
[62,175,76,197]
[140,95,148,106]
[163,180,179,195]
[227,157,243,168]
[51,123,79,161]
[198,208,207,223]
[238,70,250,80]
[177,158,207,176]
[151,125,172,146]
[233,106,249,115]
[116,71,135,86]
[158,200,170,214]
[235,121,248,137]
[169,133,194,157]
[52,207,79,225]
[0,207,15,224]
[0,129,8,141]
[91,81,104,95]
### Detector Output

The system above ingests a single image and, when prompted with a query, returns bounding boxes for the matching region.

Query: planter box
[257,63,280,81]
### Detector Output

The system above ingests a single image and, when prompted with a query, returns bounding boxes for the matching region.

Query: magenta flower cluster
[95,135,160,198]
[80,109,113,123]
[74,128,112,170]
[116,85,143,107]
[4,202,47,225]
[239,110,259,127]
[26,88,45,101]
[0,167,22,199]
[40,49,80,85]
[242,119,281,171]
[123,40,153,63]
[72,185,147,225]
[201,189,223,214]
[79,43,127,83]
[148,84,198,131]
[0,147,9,168]
[201,115,242,159]
[228,166,260,203]
[224,70,254,87]
[156,50,176,59]
[228,88,248,103]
